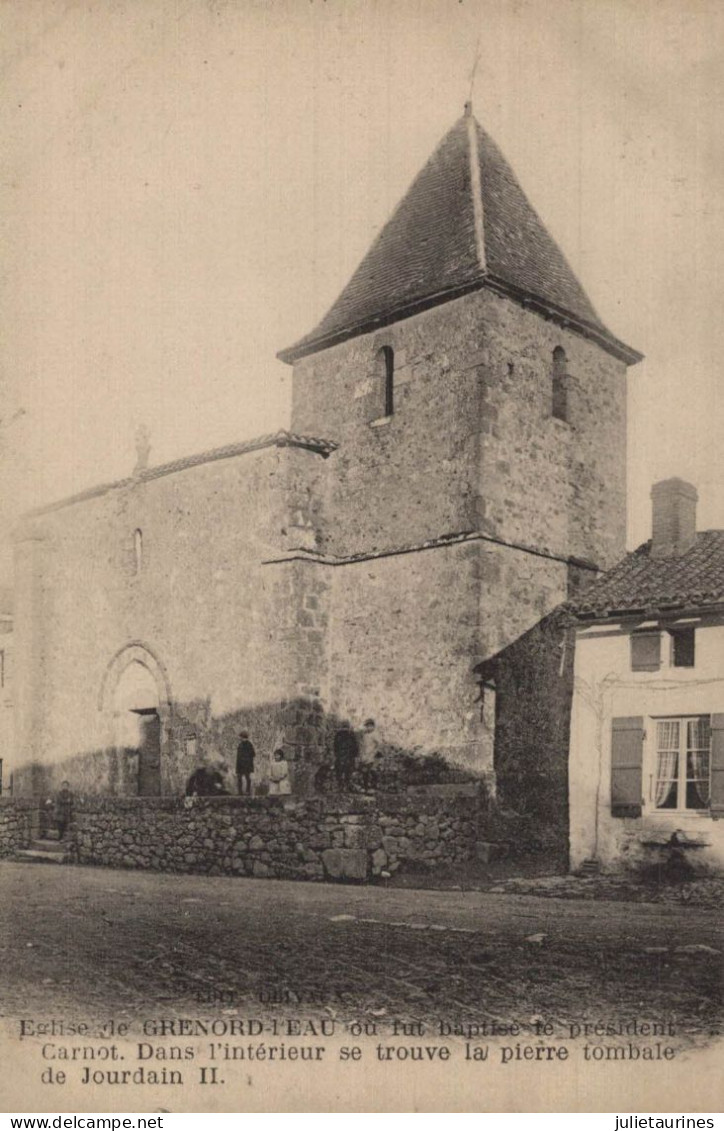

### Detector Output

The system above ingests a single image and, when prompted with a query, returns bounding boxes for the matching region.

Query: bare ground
[0,861,721,1043]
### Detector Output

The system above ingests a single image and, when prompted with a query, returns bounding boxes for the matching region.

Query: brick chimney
[650,478,698,558]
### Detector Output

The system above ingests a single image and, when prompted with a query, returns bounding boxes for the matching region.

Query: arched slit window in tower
[377,345,394,417]
[551,346,568,422]
[134,528,143,574]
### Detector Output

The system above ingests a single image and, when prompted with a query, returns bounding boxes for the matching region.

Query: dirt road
[1,862,720,1038]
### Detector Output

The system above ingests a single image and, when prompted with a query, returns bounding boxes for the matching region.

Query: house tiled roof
[279,109,641,366]
[574,531,724,619]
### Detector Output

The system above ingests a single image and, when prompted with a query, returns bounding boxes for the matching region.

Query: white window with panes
[651,716,710,811]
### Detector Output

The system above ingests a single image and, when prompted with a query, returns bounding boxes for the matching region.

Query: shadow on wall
[12,697,483,803]
[476,608,575,866]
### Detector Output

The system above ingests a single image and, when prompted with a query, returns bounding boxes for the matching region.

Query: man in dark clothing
[236,731,256,796]
[333,723,358,792]
[55,781,73,840]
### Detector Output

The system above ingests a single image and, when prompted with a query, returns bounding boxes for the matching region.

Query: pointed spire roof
[278,108,641,366]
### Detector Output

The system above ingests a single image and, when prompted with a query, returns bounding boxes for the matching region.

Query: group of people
[184,719,380,799]
[184,733,291,798]
[46,723,379,812]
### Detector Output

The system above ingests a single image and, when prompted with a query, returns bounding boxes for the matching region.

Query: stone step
[29,838,66,853]
[13,847,70,864]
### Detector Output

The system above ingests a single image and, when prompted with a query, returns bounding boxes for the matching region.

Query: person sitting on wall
[185,762,228,797]
[54,780,73,841]
[268,748,292,796]
[333,722,358,792]
[236,731,256,796]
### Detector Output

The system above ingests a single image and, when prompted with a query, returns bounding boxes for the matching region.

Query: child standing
[268,748,291,796]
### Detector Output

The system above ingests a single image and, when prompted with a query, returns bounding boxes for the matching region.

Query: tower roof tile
[279,111,641,365]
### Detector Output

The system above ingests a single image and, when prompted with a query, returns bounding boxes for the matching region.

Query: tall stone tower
[277,105,641,780]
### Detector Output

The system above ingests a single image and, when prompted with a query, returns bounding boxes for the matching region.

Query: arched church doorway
[113,660,161,796]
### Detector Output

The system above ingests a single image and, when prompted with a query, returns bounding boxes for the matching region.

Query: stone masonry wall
[0,797,34,856]
[482,609,576,863]
[11,443,332,796]
[324,541,486,772]
[290,288,628,571]
[290,295,485,558]
[66,794,483,881]
[285,287,627,786]
[477,289,627,571]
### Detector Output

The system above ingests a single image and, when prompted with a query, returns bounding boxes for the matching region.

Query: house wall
[569,620,724,872]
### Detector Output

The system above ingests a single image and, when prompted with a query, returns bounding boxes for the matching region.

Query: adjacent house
[569,478,724,873]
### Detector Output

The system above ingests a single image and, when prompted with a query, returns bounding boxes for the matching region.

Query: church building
[10,105,641,833]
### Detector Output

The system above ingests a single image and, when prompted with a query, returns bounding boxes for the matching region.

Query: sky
[1,0,723,548]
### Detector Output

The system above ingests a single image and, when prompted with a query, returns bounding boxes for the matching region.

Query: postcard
[1,0,722,1115]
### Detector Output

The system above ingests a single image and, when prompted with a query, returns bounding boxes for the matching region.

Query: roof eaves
[484,276,644,367]
[277,278,487,365]
[278,273,643,367]
[574,597,724,625]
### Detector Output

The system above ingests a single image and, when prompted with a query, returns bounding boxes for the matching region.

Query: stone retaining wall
[67,792,483,881]
[0,798,34,856]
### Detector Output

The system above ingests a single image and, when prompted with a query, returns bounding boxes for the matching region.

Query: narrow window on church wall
[551,346,568,422]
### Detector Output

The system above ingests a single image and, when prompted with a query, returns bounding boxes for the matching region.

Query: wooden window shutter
[710,714,724,816]
[630,632,661,671]
[611,716,644,817]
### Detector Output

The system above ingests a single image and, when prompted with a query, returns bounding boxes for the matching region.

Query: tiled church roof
[279,108,641,366]
[574,531,724,619]
[26,430,337,517]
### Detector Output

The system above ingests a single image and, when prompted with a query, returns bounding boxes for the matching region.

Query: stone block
[475,841,507,864]
[321,848,369,881]
[366,825,383,850]
[344,824,366,849]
